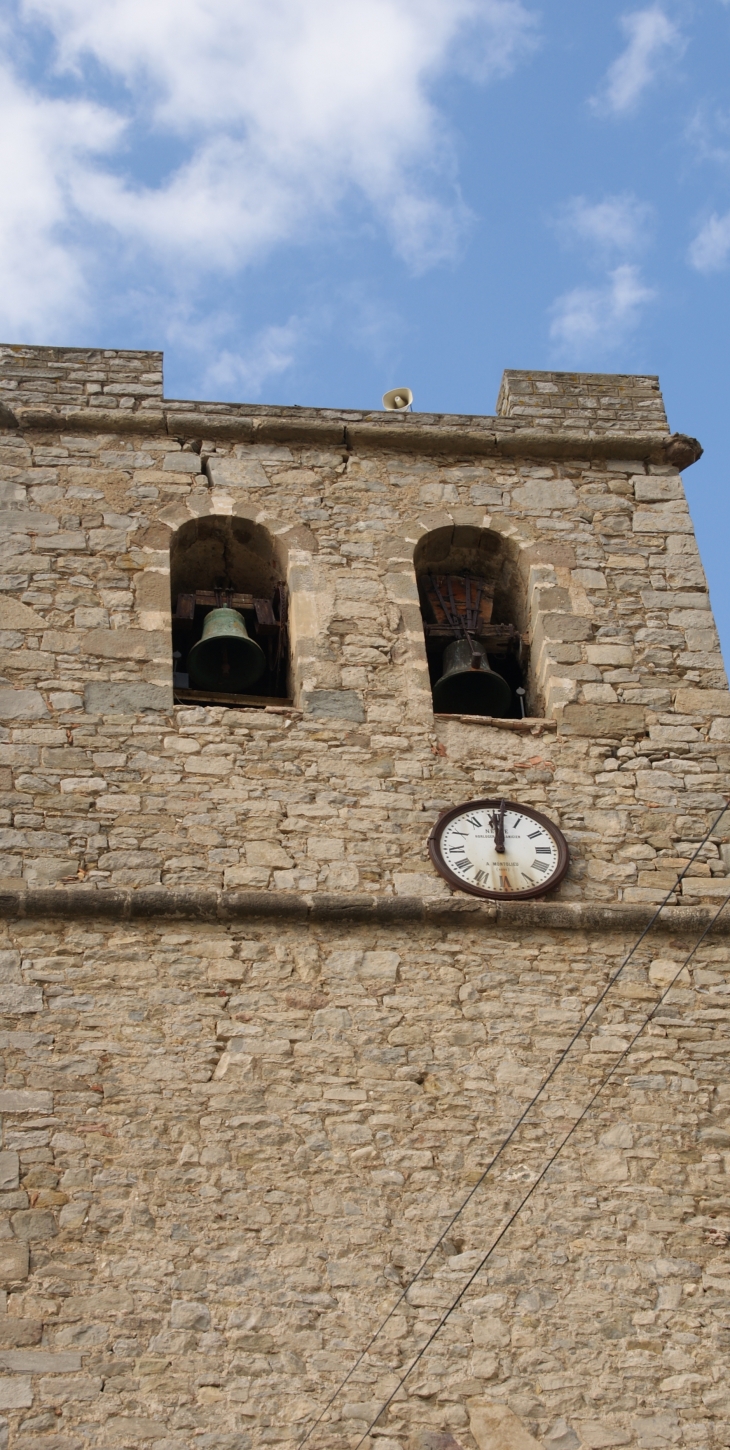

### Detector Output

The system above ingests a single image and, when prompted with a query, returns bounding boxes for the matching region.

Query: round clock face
[428,798,569,900]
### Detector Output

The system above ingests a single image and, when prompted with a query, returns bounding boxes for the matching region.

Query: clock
[428,798,569,900]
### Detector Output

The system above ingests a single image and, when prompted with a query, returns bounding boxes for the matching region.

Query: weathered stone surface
[302,688,366,721]
[675,686,730,717]
[0,350,724,1450]
[559,703,647,736]
[469,1401,544,1450]
[0,985,42,1014]
[83,681,172,714]
[82,627,168,660]
[0,1352,80,1373]
[0,690,47,720]
[0,1378,31,1409]
[0,1245,28,1284]
[0,599,45,629]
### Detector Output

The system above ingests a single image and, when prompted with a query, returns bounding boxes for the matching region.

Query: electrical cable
[297,800,729,1448]
[353,882,730,1448]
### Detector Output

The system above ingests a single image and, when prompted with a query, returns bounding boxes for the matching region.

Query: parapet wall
[0,346,164,413]
[496,371,669,434]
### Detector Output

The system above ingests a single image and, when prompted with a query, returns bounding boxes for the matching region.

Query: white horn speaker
[382,387,413,412]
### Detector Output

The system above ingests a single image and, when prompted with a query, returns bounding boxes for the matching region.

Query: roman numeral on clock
[531,858,549,873]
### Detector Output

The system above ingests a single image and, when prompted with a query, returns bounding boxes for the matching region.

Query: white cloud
[548,188,656,359]
[0,0,538,349]
[202,320,307,399]
[549,264,655,358]
[688,212,730,272]
[555,193,652,257]
[591,6,684,117]
[685,104,730,166]
[0,62,122,337]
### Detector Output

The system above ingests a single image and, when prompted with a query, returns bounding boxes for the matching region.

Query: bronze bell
[432,638,512,718]
[187,607,266,693]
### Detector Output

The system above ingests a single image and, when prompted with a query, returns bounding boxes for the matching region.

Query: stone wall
[0,915,726,1450]
[0,347,164,414]
[496,373,669,435]
[0,351,726,1450]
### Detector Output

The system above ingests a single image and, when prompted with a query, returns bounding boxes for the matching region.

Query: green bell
[186,608,266,693]
[432,637,512,718]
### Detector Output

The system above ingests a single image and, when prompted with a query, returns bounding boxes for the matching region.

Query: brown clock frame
[428,797,570,901]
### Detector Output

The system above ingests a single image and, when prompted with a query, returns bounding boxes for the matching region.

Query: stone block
[10,1209,57,1240]
[0,689,47,720]
[534,613,593,644]
[572,568,607,590]
[206,458,269,489]
[469,1400,543,1450]
[0,510,57,535]
[163,452,202,472]
[0,1351,81,1373]
[170,1300,210,1330]
[0,599,45,629]
[634,476,682,501]
[633,505,692,534]
[0,1319,41,1348]
[0,1244,28,1284]
[0,1153,19,1191]
[559,703,646,736]
[576,1424,632,1449]
[135,570,170,609]
[0,980,40,1015]
[302,689,365,722]
[674,686,730,717]
[586,644,633,666]
[83,627,168,660]
[45,530,86,551]
[105,1417,168,1441]
[0,1377,31,1409]
[512,480,578,511]
[84,682,172,715]
[245,842,294,868]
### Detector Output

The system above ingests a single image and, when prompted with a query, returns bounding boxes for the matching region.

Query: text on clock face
[441,807,559,892]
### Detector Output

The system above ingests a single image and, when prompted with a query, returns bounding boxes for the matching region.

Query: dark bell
[432,637,512,718]
[187,607,266,693]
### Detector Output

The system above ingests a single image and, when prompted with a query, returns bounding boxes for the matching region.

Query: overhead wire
[297,799,729,1448]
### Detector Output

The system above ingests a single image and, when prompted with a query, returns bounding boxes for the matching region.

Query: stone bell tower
[0,346,727,1450]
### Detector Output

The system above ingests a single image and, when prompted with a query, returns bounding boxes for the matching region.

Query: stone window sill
[434,712,556,735]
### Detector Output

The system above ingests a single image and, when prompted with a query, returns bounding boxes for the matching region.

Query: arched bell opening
[169,516,290,707]
[413,525,527,720]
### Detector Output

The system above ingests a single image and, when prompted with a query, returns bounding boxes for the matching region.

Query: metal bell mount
[186,608,266,693]
[432,637,512,718]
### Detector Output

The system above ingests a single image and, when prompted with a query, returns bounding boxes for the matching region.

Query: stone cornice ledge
[3,404,702,468]
[0,886,725,935]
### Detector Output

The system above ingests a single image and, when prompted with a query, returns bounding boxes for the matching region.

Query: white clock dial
[429,798,569,900]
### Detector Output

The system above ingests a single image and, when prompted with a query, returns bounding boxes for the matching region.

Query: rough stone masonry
[0,344,727,1450]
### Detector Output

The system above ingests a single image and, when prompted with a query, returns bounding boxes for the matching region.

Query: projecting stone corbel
[661,433,703,469]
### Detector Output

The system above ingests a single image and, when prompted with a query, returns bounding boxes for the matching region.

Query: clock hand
[490,798,506,854]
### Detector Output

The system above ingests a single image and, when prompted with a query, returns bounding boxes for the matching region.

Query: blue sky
[2,0,730,655]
